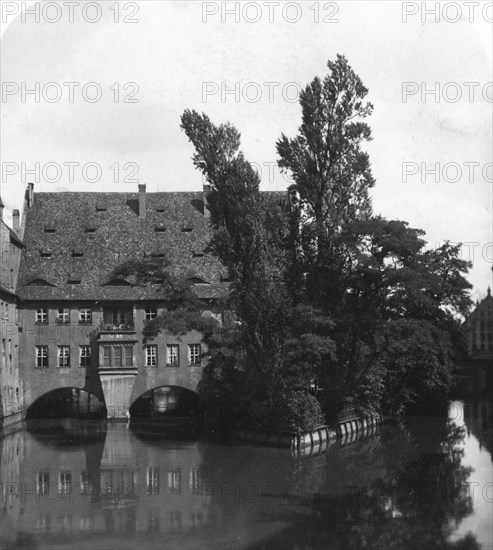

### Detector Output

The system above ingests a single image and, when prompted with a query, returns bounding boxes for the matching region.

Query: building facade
[464,287,493,361]
[0,193,24,428]
[15,183,231,419]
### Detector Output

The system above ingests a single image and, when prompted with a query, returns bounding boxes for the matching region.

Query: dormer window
[85,226,97,234]
[149,249,165,258]
[193,250,205,258]
[155,225,166,233]
[44,225,56,233]
[182,225,193,233]
[156,206,165,213]
[26,278,55,287]
[102,278,132,287]
[40,250,52,258]
[96,203,107,212]
[188,276,210,285]
[72,250,83,258]
[68,272,81,284]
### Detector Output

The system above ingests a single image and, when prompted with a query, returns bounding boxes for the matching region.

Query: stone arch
[26,387,106,420]
[129,385,201,419]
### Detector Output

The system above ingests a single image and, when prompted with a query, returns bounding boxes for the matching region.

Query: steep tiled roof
[465,289,493,323]
[17,191,230,301]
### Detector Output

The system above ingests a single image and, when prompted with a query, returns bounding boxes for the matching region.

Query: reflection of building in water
[463,400,493,461]
[0,430,24,541]
[0,423,208,547]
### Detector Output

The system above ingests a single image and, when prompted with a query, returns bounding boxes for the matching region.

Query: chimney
[12,209,20,232]
[27,182,34,208]
[203,184,211,218]
[138,183,146,218]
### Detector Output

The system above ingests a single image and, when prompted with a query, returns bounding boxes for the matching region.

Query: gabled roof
[464,287,493,323]
[17,190,286,302]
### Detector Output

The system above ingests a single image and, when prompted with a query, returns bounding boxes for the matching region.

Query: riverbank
[232,412,384,454]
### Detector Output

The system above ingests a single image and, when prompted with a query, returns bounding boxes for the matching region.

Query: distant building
[0,193,24,427]
[464,287,493,361]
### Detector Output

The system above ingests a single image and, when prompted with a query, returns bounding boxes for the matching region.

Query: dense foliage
[123,55,472,431]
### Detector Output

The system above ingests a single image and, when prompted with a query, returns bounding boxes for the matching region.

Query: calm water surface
[0,400,491,550]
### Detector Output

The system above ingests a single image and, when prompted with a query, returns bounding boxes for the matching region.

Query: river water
[0,400,491,550]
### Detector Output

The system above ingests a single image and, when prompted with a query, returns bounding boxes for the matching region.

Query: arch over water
[26,387,107,420]
[129,385,201,419]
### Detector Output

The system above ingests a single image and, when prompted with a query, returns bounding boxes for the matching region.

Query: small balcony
[98,322,136,334]
[97,322,137,344]
[98,308,136,342]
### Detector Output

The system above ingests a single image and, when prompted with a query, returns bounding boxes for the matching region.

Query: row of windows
[34,307,158,324]
[35,344,202,368]
[43,223,194,233]
[31,466,202,498]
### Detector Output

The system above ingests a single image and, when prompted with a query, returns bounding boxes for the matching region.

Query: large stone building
[0,193,24,428]
[13,182,233,419]
[464,287,493,361]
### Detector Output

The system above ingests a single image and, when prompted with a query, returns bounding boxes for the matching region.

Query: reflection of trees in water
[200,416,480,550]
[463,399,493,459]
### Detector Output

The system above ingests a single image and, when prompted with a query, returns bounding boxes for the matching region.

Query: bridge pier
[99,372,137,419]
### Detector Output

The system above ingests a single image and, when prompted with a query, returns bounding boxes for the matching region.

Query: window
[145,345,158,367]
[114,345,123,366]
[190,468,201,493]
[146,467,160,495]
[58,470,72,495]
[80,471,90,496]
[167,468,181,493]
[112,309,129,326]
[56,308,70,324]
[36,309,48,324]
[36,346,48,368]
[145,307,157,321]
[79,308,92,324]
[188,344,201,365]
[103,346,111,368]
[167,345,179,367]
[102,345,133,368]
[80,346,91,368]
[68,272,82,285]
[36,472,50,496]
[57,346,70,368]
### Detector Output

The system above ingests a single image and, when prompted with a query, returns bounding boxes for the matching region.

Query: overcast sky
[1,0,491,299]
